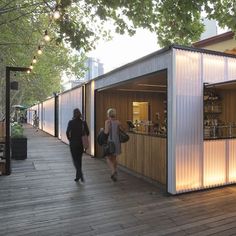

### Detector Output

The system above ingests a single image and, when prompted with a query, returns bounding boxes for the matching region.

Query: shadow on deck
[1,125,236,235]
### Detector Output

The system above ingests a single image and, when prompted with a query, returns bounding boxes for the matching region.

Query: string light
[53,9,60,20]
[37,46,42,55]
[29,63,33,70]
[44,30,50,42]
[27,69,31,74]
[32,56,37,64]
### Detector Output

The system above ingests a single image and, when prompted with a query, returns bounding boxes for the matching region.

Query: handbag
[82,121,89,150]
[103,141,115,156]
[97,129,108,146]
[103,122,116,156]
[119,129,129,143]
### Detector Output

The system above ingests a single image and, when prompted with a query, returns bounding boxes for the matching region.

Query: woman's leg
[70,144,83,181]
[107,155,118,181]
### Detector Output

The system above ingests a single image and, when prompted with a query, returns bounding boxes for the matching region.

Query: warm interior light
[44,30,50,42]
[32,56,37,64]
[37,46,42,55]
[29,64,33,70]
[53,10,60,19]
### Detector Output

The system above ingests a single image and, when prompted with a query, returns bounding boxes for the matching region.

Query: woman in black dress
[66,108,89,182]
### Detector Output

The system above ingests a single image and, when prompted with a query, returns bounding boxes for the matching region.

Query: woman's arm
[104,119,110,134]
[66,121,72,140]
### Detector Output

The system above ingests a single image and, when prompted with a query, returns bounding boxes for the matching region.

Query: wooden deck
[1,125,236,235]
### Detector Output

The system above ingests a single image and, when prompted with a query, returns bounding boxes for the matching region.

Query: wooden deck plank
[1,125,236,235]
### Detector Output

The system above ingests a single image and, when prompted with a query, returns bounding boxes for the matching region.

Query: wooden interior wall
[95,90,167,185]
[95,90,166,157]
[119,133,166,185]
[219,90,236,123]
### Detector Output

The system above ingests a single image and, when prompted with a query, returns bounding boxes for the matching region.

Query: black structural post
[5,66,30,175]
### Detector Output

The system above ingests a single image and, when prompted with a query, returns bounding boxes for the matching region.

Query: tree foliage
[1,0,236,119]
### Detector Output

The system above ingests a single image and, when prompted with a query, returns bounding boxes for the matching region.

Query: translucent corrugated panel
[227,58,236,81]
[58,87,82,144]
[203,54,226,83]
[175,49,203,192]
[204,140,226,187]
[38,103,43,129]
[42,98,55,136]
[228,139,236,183]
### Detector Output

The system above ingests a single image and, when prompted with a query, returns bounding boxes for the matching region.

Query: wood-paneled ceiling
[106,70,167,93]
[206,80,236,90]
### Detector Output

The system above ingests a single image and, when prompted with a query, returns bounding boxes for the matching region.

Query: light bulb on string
[37,46,42,55]
[53,10,60,20]
[29,63,33,70]
[44,30,50,42]
[27,69,31,74]
[32,56,37,64]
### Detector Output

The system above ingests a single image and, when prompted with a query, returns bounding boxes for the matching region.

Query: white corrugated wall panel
[204,140,226,187]
[175,49,203,193]
[228,139,236,183]
[203,54,226,83]
[38,103,43,129]
[227,58,236,81]
[58,87,83,144]
[29,105,38,125]
[42,98,55,136]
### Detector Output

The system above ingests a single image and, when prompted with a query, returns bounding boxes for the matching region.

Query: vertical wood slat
[119,133,166,185]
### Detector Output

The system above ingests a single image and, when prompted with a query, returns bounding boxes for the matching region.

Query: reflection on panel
[175,49,203,193]
[229,139,236,182]
[203,54,226,84]
[58,87,82,144]
[227,58,236,81]
[204,140,226,187]
[42,98,55,136]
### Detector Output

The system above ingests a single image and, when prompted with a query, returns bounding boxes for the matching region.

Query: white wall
[58,87,83,144]
[172,49,236,194]
[42,98,55,136]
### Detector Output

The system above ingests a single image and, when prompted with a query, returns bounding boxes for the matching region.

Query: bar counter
[119,131,166,185]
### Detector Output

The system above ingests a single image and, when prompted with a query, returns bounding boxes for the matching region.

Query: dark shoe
[80,175,85,183]
[111,174,117,182]
[74,178,79,182]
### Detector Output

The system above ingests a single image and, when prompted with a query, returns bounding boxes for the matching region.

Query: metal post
[5,66,30,175]
[5,67,11,175]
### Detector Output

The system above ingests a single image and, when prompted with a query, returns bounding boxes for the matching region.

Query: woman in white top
[104,108,123,182]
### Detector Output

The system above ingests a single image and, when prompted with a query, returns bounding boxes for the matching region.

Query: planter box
[11,137,27,160]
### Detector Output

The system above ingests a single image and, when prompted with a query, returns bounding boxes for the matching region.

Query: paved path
[1,125,236,235]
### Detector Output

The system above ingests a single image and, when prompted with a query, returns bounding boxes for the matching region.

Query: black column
[5,67,11,175]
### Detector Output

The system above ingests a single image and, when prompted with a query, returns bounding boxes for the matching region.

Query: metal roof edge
[172,44,236,58]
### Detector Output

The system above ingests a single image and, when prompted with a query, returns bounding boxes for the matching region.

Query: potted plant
[11,122,27,160]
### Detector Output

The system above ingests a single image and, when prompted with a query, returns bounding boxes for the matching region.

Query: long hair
[73,108,82,119]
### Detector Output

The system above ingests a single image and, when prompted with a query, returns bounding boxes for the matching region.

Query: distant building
[84,57,104,81]
[200,18,217,40]
[61,79,83,91]
[60,57,104,91]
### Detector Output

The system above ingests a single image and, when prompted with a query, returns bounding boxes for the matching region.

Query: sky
[87,23,229,74]
[87,28,160,73]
